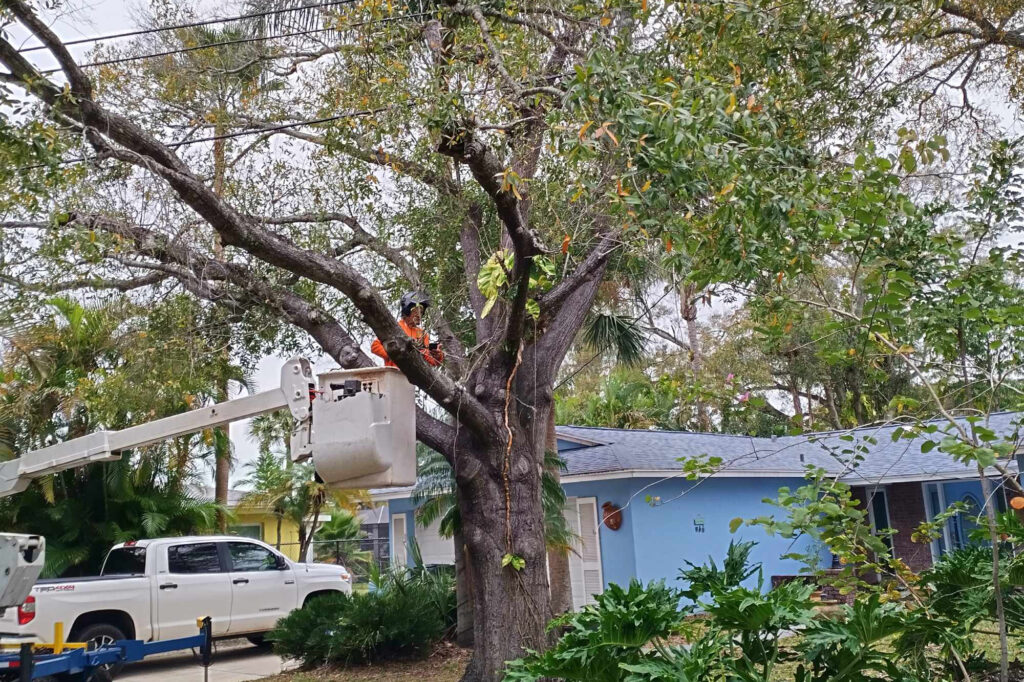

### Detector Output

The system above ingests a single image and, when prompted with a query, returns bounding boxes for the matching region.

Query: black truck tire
[247,633,272,647]
[71,623,126,679]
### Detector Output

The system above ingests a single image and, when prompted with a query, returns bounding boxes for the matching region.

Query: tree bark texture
[454,530,475,647]
[456,429,550,681]
[545,409,573,617]
[212,125,231,532]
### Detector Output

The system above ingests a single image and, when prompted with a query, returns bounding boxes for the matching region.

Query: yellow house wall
[231,511,304,560]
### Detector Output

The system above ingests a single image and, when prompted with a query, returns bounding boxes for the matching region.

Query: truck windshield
[101,547,147,575]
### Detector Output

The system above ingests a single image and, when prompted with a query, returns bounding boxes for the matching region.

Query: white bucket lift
[0,358,417,498]
[292,366,416,488]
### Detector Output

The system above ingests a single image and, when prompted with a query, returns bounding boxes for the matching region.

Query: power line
[15,106,389,172]
[166,108,387,149]
[553,287,675,391]
[11,67,564,173]
[38,12,434,75]
[17,0,361,54]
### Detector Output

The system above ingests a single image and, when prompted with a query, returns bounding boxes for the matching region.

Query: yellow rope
[502,341,524,554]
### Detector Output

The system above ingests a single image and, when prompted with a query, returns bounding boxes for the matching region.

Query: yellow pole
[52,622,64,654]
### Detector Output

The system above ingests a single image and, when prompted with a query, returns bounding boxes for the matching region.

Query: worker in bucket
[371,291,444,367]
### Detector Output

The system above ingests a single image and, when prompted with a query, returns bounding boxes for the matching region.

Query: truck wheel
[246,633,272,648]
[73,623,126,679]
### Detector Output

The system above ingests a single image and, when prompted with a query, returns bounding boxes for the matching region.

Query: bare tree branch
[462,4,522,97]
[478,9,585,57]
[940,2,1024,49]
[0,7,497,440]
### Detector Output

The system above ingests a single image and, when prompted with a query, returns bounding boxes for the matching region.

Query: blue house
[373,413,1021,608]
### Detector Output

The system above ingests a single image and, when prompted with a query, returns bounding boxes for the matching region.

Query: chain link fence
[278,524,390,584]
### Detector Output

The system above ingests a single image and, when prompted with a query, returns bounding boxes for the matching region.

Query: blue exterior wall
[386,475,830,586]
[623,476,828,589]
[565,476,829,591]
[563,479,638,589]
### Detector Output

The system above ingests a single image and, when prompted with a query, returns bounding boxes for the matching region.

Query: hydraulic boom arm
[0,358,415,497]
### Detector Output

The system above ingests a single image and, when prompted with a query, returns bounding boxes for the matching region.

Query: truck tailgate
[5,576,152,642]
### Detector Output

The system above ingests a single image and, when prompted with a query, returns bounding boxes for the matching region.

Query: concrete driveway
[118,638,297,682]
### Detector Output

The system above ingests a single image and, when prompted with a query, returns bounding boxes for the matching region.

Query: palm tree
[313,511,372,572]
[131,3,283,526]
[241,412,368,558]
[0,297,233,576]
[0,449,222,576]
[238,449,291,549]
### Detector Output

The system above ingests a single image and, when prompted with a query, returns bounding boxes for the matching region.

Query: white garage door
[416,516,455,565]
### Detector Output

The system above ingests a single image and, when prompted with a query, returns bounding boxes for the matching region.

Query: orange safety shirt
[371,318,444,367]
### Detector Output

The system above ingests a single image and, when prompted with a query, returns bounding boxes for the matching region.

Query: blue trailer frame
[0,617,212,681]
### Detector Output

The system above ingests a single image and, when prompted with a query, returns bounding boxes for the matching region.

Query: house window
[229,523,263,541]
[866,487,893,551]
[952,493,983,550]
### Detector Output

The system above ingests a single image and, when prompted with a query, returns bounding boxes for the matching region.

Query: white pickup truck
[1,535,351,672]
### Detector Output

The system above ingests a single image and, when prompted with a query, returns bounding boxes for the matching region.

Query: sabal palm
[0,298,233,575]
[411,447,575,554]
[0,298,129,448]
[0,453,221,577]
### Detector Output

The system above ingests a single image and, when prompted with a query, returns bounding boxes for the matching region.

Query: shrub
[371,560,457,634]
[271,566,455,666]
[270,591,350,666]
[503,579,683,682]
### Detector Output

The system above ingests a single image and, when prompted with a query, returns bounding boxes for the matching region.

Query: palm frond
[415,494,455,535]
[581,311,646,368]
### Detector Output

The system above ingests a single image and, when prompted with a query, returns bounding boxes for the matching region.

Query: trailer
[0,617,212,681]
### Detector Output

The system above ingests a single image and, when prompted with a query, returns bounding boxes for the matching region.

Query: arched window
[952,493,983,550]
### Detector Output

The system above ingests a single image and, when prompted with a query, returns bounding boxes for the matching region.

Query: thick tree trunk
[545,409,572,617]
[456,432,550,681]
[454,530,475,647]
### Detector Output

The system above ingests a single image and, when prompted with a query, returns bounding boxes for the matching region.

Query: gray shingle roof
[558,411,1023,484]
[192,486,249,506]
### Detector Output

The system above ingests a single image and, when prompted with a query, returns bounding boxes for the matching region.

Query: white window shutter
[418,516,455,565]
[563,497,586,610]
[576,498,604,606]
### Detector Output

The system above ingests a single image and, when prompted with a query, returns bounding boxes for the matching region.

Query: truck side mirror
[275,555,288,570]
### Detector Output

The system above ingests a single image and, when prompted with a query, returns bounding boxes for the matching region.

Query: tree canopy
[3,0,1024,677]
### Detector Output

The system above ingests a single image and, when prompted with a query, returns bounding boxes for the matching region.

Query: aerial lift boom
[0,358,417,613]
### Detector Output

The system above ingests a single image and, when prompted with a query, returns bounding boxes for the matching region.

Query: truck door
[224,541,298,634]
[155,542,232,639]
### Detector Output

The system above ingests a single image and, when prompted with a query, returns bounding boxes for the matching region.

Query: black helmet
[400,291,431,317]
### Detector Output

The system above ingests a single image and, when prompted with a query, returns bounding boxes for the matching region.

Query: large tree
[0,0,876,676]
